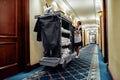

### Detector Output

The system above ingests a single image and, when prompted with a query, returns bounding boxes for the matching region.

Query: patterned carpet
[23,44,100,80]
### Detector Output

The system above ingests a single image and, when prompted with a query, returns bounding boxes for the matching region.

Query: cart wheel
[62,61,67,68]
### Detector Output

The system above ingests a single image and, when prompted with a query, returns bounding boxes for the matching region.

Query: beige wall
[82,29,85,46]
[101,16,105,56]
[96,28,99,45]
[98,26,102,49]
[85,29,90,45]
[85,29,87,45]
[30,0,44,65]
[107,0,120,79]
[45,0,54,4]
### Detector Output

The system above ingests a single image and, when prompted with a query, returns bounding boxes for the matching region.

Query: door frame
[103,0,109,64]
[22,0,31,69]
[22,0,39,71]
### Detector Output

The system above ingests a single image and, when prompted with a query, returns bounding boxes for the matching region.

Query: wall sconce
[98,11,103,16]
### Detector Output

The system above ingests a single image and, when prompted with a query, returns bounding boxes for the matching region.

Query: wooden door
[0,0,25,79]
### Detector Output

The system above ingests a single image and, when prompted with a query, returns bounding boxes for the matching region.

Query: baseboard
[0,65,20,80]
[107,66,115,80]
[24,63,41,72]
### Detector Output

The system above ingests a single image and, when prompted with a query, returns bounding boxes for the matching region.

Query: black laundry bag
[34,14,61,57]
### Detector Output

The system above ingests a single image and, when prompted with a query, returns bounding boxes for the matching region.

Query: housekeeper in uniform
[74,21,82,58]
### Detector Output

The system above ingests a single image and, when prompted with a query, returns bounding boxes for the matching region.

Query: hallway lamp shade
[98,11,103,16]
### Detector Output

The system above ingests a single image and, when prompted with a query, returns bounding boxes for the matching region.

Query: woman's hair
[77,21,82,25]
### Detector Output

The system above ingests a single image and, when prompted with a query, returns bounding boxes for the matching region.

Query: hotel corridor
[1,0,120,79]
[6,44,112,80]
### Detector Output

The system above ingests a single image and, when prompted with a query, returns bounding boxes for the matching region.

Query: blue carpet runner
[23,44,99,80]
[98,47,112,80]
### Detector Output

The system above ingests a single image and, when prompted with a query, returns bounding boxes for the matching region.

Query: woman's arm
[76,30,80,34]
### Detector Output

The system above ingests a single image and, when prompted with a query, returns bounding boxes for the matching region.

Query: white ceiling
[55,0,102,27]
